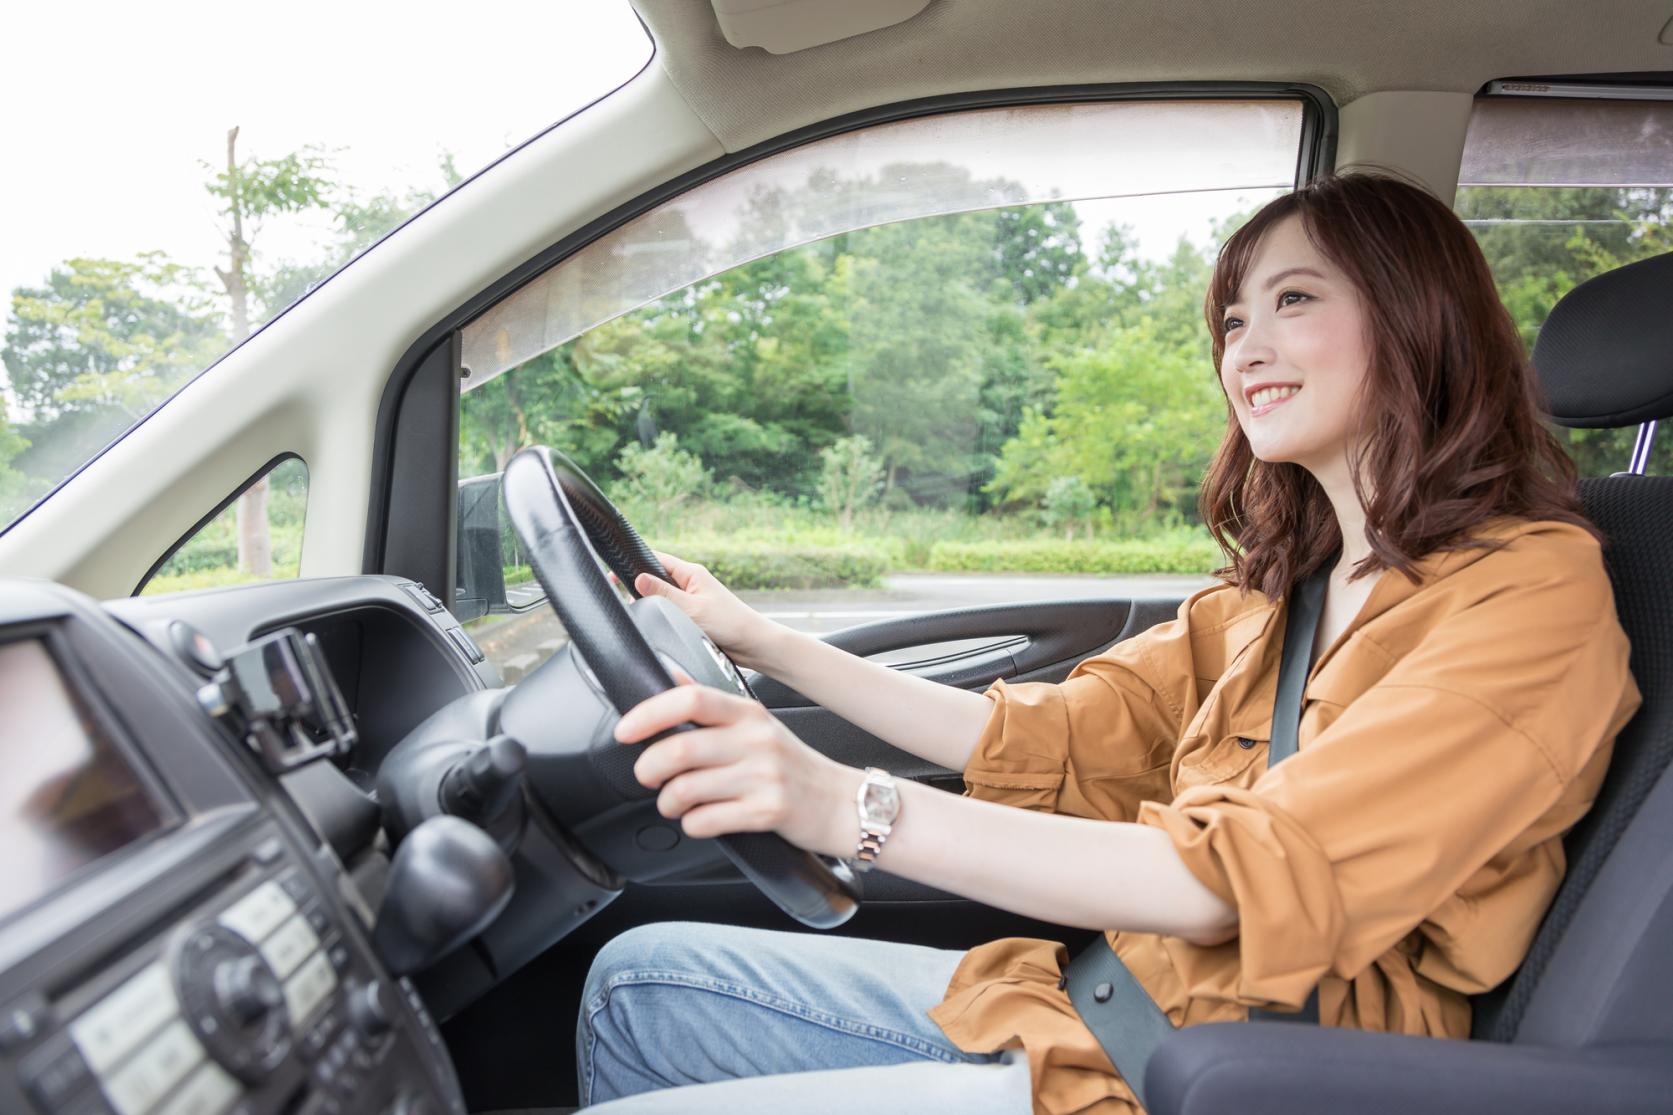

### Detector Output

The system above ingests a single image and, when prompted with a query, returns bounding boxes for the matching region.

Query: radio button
[219,884,295,945]
[152,1060,241,1115]
[300,1009,342,1058]
[215,957,284,1029]
[278,870,314,906]
[283,953,338,1027]
[69,963,176,1074]
[21,1039,93,1113]
[101,1020,205,1115]
[173,927,290,1084]
[259,915,319,980]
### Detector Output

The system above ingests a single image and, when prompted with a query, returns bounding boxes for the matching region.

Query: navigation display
[0,638,167,922]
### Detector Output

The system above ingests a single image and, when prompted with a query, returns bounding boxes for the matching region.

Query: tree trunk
[237,476,272,576]
[216,126,272,576]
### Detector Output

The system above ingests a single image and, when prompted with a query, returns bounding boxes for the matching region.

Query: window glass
[460,99,1306,678]
[1455,95,1673,477]
[0,3,651,534]
[140,457,309,595]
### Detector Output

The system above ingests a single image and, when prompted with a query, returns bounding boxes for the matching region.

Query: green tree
[3,254,223,422]
[990,201,1083,304]
[206,127,336,574]
[1042,474,1096,540]
[2,254,225,506]
[615,432,710,524]
[259,153,463,313]
[0,396,31,522]
[817,435,885,532]
[989,322,1222,527]
[842,215,992,504]
[460,346,642,478]
[1457,185,1673,478]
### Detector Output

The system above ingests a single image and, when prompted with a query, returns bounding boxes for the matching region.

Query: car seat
[1147,251,1673,1114]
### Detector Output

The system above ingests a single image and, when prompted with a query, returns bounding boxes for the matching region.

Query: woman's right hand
[631,550,783,672]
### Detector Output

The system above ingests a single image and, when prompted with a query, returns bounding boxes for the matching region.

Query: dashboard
[0,574,614,1115]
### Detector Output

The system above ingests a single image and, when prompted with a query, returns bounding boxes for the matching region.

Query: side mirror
[454,473,506,622]
[454,472,549,622]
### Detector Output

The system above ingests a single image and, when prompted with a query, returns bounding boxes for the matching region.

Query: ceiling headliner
[631,0,1672,151]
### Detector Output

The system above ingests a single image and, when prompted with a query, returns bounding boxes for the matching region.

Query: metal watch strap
[851,767,897,873]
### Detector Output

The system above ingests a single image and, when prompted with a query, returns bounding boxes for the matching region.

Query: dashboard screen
[0,638,166,922]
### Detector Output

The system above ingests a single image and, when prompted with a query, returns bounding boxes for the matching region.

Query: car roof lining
[634,0,1672,152]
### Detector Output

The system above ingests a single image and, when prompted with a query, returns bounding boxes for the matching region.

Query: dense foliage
[3,153,1668,592]
[458,180,1673,557]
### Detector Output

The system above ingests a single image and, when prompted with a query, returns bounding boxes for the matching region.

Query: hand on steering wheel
[499,445,860,929]
[628,550,783,674]
[615,676,859,856]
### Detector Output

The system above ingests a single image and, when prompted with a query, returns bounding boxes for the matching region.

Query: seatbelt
[1063,558,1332,1109]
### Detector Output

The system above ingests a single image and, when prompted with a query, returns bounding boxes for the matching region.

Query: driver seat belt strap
[1062,559,1332,1109]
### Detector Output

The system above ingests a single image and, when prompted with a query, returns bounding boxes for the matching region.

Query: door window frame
[365,82,1338,603]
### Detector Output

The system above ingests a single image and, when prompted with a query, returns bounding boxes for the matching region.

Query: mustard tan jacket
[927,517,1642,1115]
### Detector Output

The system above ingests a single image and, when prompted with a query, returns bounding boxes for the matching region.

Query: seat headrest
[1532,252,1673,429]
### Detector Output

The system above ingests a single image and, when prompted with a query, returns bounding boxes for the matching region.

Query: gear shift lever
[372,815,514,975]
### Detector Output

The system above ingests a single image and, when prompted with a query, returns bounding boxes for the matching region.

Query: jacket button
[1093,982,1113,1003]
[1237,737,1257,749]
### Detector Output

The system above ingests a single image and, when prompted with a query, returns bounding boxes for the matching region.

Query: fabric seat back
[1470,475,1673,1043]
[1469,251,1673,1044]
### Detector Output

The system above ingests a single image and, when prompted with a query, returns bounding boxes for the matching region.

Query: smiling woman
[1204,172,1598,600]
[565,171,1641,1115]
[0,0,652,535]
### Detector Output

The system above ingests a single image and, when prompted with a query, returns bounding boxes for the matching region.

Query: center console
[0,582,464,1115]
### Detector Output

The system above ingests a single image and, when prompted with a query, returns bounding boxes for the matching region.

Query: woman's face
[1218,214,1372,477]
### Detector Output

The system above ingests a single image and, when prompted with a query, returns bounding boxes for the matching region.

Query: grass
[147,493,1222,595]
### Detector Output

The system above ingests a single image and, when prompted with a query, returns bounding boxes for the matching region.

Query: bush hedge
[142,568,275,595]
[926,536,1220,576]
[667,542,890,590]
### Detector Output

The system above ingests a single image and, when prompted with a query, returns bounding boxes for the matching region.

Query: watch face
[861,779,899,820]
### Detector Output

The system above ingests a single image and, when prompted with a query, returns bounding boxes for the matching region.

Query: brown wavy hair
[1199,170,1598,599]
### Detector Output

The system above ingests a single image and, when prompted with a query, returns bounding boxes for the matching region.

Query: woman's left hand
[613,676,860,857]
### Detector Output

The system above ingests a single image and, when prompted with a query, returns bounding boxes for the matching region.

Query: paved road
[471,572,1214,682]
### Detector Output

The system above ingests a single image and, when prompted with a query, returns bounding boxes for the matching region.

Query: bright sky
[0,0,653,321]
[0,0,1293,415]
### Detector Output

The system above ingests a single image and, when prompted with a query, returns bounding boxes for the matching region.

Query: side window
[459,99,1308,678]
[139,457,309,595]
[1454,91,1673,476]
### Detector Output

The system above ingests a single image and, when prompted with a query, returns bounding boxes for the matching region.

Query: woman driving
[572,171,1642,1115]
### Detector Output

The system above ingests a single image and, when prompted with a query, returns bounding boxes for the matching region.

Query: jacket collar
[1301,514,1535,680]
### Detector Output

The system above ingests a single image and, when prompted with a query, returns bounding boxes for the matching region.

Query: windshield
[0,0,651,531]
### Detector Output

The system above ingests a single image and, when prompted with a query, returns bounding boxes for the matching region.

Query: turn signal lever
[439,735,526,824]
[373,815,514,976]
[377,734,528,852]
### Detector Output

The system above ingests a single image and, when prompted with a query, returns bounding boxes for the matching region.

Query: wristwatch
[849,767,901,873]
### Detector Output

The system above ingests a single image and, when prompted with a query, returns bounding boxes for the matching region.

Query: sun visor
[710,0,932,54]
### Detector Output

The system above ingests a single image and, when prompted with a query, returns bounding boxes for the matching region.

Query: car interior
[0,2,1670,1114]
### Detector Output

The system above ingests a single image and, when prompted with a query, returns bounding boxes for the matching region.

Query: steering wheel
[499,445,860,929]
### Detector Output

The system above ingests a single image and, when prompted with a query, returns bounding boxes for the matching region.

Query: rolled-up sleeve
[963,586,1232,820]
[1137,555,1641,1010]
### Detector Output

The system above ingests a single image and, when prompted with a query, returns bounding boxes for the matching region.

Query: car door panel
[621,595,1186,923]
[764,595,1182,780]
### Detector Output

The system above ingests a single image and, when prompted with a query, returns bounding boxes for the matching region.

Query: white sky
[1,0,1288,405]
[0,1,653,318]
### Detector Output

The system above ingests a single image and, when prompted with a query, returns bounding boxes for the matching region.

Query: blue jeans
[576,921,1033,1113]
